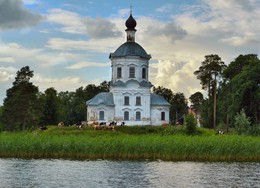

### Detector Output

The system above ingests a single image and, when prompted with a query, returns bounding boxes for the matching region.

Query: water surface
[0,159,259,187]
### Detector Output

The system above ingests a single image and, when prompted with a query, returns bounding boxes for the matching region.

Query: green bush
[185,114,197,135]
[234,109,251,135]
[249,124,260,136]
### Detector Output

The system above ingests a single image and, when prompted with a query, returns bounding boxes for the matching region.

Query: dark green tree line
[194,54,259,134]
[219,54,260,127]
[0,66,110,131]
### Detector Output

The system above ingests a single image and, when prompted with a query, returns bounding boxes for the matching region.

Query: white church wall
[111,57,148,83]
[150,106,170,126]
[87,105,114,123]
[111,86,151,125]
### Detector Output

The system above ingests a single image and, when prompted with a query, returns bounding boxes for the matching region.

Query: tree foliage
[152,86,173,102]
[171,92,188,124]
[1,66,39,131]
[234,109,251,135]
[194,54,226,129]
[219,54,260,127]
[39,87,59,126]
[223,54,258,80]
[189,92,204,114]
[185,113,197,135]
[195,54,259,132]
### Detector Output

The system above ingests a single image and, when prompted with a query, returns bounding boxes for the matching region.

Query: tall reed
[0,126,259,161]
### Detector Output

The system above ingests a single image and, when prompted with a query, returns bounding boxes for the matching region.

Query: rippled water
[0,159,259,188]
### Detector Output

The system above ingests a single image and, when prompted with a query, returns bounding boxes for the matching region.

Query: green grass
[0,126,259,161]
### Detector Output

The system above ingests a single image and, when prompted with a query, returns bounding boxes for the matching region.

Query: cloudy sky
[0,0,259,105]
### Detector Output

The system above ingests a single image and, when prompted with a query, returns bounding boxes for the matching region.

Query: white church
[86,12,170,126]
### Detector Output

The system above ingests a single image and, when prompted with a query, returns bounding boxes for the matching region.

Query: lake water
[0,159,259,188]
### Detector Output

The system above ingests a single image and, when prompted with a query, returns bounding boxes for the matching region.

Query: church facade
[86,13,170,126]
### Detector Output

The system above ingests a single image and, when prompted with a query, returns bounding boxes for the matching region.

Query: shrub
[185,114,197,135]
[234,109,251,135]
[217,121,226,132]
[249,124,260,136]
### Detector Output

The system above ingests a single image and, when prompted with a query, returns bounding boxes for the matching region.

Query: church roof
[151,94,170,106]
[86,92,114,106]
[109,42,151,60]
[110,80,153,88]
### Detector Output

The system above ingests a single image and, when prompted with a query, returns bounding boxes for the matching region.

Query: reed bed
[0,126,259,161]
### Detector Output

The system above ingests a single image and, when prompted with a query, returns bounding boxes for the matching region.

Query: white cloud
[156,4,174,13]
[0,43,42,59]
[0,57,15,63]
[222,36,259,47]
[66,61,109,69]
[46,37,122,53]
[137,0,260,98]
[83,17,123,39]
[0,0,259,104]
[47,9,123,38]
[32,74,86,92]
[0,66,16,83]
[47,8,85,34]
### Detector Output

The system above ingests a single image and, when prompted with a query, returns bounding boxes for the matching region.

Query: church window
[117,67,122,78]
[99,111,104,120]
[161,112,165,121]
[124,111,129,121]
[129,67,135,78]
[136,111,141,121]
[136,96,141,106]
[124,96,129,105]
[142,68,146,79]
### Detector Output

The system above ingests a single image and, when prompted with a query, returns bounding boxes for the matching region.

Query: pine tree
[1,66,39,131]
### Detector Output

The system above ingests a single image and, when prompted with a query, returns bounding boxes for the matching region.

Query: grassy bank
[0,126,259,161]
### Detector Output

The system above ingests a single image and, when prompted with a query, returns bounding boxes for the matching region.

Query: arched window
[161,112,165,121]
[142,68,146,79]
[99,111,104,120]
[129,67,135,78]
[136,111,141,121]
[117,67,122,78]
[124,111,129,121]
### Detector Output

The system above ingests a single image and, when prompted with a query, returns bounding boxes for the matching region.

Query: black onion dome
[125,14,137,30]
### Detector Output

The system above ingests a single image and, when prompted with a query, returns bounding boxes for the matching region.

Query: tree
[189,92,204,115]
[39,87,59,126]
[99,81,110,92]
[152,86,173,102]
[57,82,110,125]
[234,109,251,135]
[57,91,74,125]
[194,54,226,129]
[185,113,197,135]
[219,54,260,127]
[229,57,260,124]
[1,66,39,131]
[171,92,188,125]
[71,86,88,124]
[223,54,258,80]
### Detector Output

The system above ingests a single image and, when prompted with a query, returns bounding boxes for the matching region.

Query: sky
[0,0,259,105]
